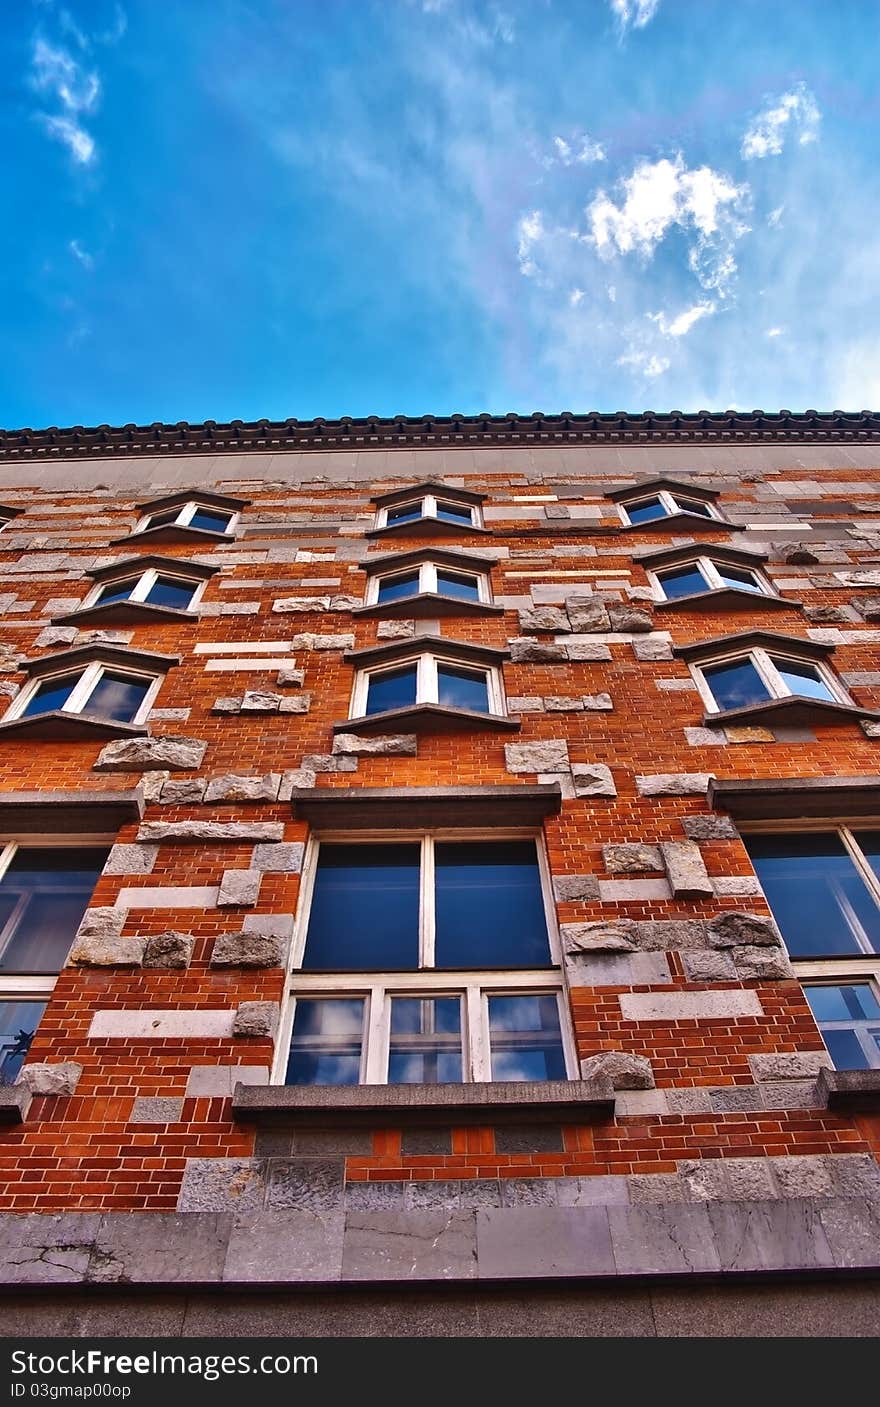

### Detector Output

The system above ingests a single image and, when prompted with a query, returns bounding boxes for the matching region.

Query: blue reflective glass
[20,675,78,717]
[85,672,150,723]
[703,658,770,711]
[0,847,108,973]
[658,565,708,599]
[626,497,666,524]
[388,997,463,1084]
[189,507,232,533]
[434,841,550,967]
[805,983,880,1022]
[144,509,179,529]
[746,835,880,956]
[285,997,365,1085]
[96,579,139,605]
[772,657,836,702]
[487,995,566,1081]
[365,665,417,715]
[822,1029,872,1070]
[717,565,762,592]
[436,571,480,601]
[387,503,423,524]
[302,844,421,970]
[435,502,473,524]
[673,496,712,517]
[855,831,880,889]
[436,665,489,713]
[0,1000,46,1085]
[376,572,420,603]
[144,577,196,609]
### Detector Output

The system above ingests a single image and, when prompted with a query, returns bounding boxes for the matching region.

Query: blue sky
[3,0,879,427]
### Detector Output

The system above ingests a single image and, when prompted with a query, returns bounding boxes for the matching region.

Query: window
[620,490,717,526]
[375,494,480,531]
[0,517,11,534]
[693,648,843,715]
[89,568,204,613]
[0,843,109,1081]
[353,652,503,719]
[803,983,880,1071]
[368,561,487,607]
[280,836,572,1086]
[137,501,236,535]
[6,662,160,726]
[746,831,880,959]
[652,556,767,602]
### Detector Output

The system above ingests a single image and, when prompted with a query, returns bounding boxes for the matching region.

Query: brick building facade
[0,410,878,1336]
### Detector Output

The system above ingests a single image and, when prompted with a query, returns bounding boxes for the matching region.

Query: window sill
[353,595,505,620]
[702,696,880,730]
[111,525,234,547]
[365,520,493,541]
[0,1087,30,1125]
[709,775,880,819]
[656,588,800,614]
[53,602,200,628]
[333,705,521,735]
[231,1077,615,1126]
[816,1067,880,1112]
[622,511,743,533]
[0,711,148,742]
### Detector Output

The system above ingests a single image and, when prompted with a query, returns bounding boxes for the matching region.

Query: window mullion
[0,843,17,886]
[841,828,880,917]
[178,502,195,526]
[424,495,437,521]
[702,559,722,590]
[469,986,488,1082]
[131,571,154,603]
[658,490,675,516]
[753,649,783,698]
[420,655,438,704]
[66,664,100,714]
[421,837,436,969]
[364,985,387,1083]
[423,563,437,594]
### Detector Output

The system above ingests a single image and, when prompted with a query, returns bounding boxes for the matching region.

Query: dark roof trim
[53,602,200,628]
[358,545,500,575]
[655,588,800,615]
[289,782,562,829]
[22,643,181,679]
[370,481,486,508]
[702,695,879,730]
[344,635,509,669]
[354,595,505,621]
[673,630,832,664]
[621,510,744,534]
[111,523,234,547]
[709,775,880,820]
[136,489,251,514]
[0,788,143,833]
[333,704,521,736]
[817,1068,880,1113]
[365,518,493,542]
[607,476,720,503]
[0,712,147,742]
[88,554,219,582]
[3,410,879,461]
[634,542,768,570]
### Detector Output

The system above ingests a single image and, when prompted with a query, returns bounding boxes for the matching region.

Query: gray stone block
[682,814,739,840]
[142,931,195,968]
[609,1204,722,1274]
[518,606,571,633]
[507,695,544,711]
[241,691,283,712]
[565,598,610,632]
[277,768,317,797]
[805,605,850,623]
[185,1065,269,1097]
[343,1182,407,1212]
[685,726,728,746]
[749,1051,832,1082]
[232,1002,279,1039]
[709,1085,764,1112]
[636,773,713,797]
[266,1160,345,1211]
[400,1128,453,1156]
[556,1176,631,1207]
[825,1154,880,1198]
[759,1080,822,1110]
[0,1213,101,1284]
[129,1097,184,1124]
[210,931,286,968]
[477,1207,615,1279]
[499,1179,559,1207]
[276,665,306,685]
[68,935,144,968]
[608,605,653,633]
[661,841,713,897]
[376,621,415,639]
[404,1180,460,1209]
[223,1210,344,1283]
[566,950,672,987]
[301,754,359,773]
[681,949,738,982]
[707,1200,835,1272]
[509,637,568,663]
[103,844,158,876]
[579,1051,655,1089]
[204,774,281,803]
[89,1214,231,1285]
[251,842,304,874]
[243,912,295,937]
[342,1211,477,1281]
[332,734,418,756]
[571,763,616,797]
[772,1155,835,1198]
[74,906,126,941]
[733,945,794,980]
[177,1159,268,1214]
[707,910,780,948]
[34,626,78,648]
[627,1175,690,1204]
[552,874,601,903]
[544,695,584,711]
[159,779,206,804]
[818,1198,880,1268]
[280,694,313,713]
[272,596,331,612]
[504,740,569,774]
[94,736,207,772]
[633,636,674,661]
[629,919,709,951]
[583,693,614,710]
[138,821,285,843]
[564,641,612,661]
[290,633,354,651]
[619,989,763,1021]
[666,1088,713,1114]
[217,869,262,908]
[562,920,636,953]
[212,697,241,714]
[603,843,663,874]
[16,1062,82,1096]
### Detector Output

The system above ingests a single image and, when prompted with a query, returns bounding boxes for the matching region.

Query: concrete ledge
[231,1078,615,1127]
[0,789,143,833]
[288,783,562,829]
[817,1067,880,1112]
[0,1087,31,1124]
[333,705,521,736]
[709,775,880,820]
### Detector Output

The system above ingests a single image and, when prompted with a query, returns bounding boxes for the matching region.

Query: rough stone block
[376,620,416,639]
[509,637,568,663]
[571,763,616,797]
[130,1097,184,1124]
[276,666,306,686]
[290,633,355,651]
[212,697,241,714]
[825,1154,880,1198]
[504,740,569,774]
[332,733,418,756]
[709,1085,764,1112]
[565,598,610,632]
[552,874,601,903]
[685,727,728,746]
[277,768,317,796]
[636,772,712,797]
[608,605,653,633]
[630,920,708,951]
[74,907,126,941]
[681,949,738,982]
[507,695,544,712]
[278,694,311,713]
[582,693,613,710]
[233,1002,280,1039]
[204,774,281,803]
[218,869,262,908]
[562,921,636,953]
[103,844,158,876]
[660,841,713,897]
[712,876,763,896]
[272,596,331,612]
[142,931,195,969]
[772,1155,835,1198]
[682,814,738,840]
[603,843,663,874]
[748,1051,832,1082]
[68,935,145,967]
[733,945,794,980]
[251,842,304,873]
[666,1088,713,1115]
[707,910,780,948]
[177,1158,267,1214]
[94,736,207,772]
[240,691,282,712]
[138,821,285,843]
[619,989,763,1021]
[16,1062,82,1096]
[579,1051,655,1090]
[564,641,612,661]
[633,636,674,661]
[34,626,78,648]
[210,931,286,968]
[158,779,206,804]
[301,754,358,773]
[855,595,880,621]
[805,605,850,624]
[517,606,571,633]
[544,696,583,711]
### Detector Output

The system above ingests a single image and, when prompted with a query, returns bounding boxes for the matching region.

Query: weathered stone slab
[204,774,281,803]
[633,636,674,661]
[232,1002,280,1039]
[707,911,780,948]
[94,736,207,772]
[552,875,601,903]
[251,842,304,873]
[332,734,418,756]
[660,841,713,897]
[16,1062,82,1096]
[504,740,569,774]
[342,1211,477,1281]
[682,815,738,840]
[562,921,636,953]
[681,950,738,982]
[509,637,568,663]
[608,605,653,633]
[603,844,663,874]
[749,1051,832,1082]
[142,930,195,969]
[619,990,764,1021]
[565,598,610,632]
[68,935,145,967]
[518,606,571,633]
[636,773,713,797]
[579,1052,655,1090]
[571,763,616,797]
[177,1159,268,1214]
[129,1097,184,1124]
[476,1207,614,1279]
[138,821,285,843]
[223,1210,344,1283]
[733,945,794,980]
[210,931,286,968]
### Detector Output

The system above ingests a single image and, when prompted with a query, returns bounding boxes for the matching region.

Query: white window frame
[619,489,719,527]
[691,647,849,715]
[85,567,207,613]
[366,562,491,607]
[649,556,770,603]
[351,652,505,718]
[276,829,574,1085]
[375,495,481,530]
[0,517,10,534]
[800,976,880,1070]
[5,661,164,726]
[135,501,238,536]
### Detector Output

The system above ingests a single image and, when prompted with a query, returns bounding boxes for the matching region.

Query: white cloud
[607,285,616,302]
[768,205,784,227]
[741,84,820,160]
[610,0,661,33]
[30,38,100,113]
[649,301,715,337]
[516,210,544,276]
[765,327,783,338]
[617,347,669,377]
[569,288,584,306]
[69,238,94,268]
[548,132,606,167]
[40,114,95,164]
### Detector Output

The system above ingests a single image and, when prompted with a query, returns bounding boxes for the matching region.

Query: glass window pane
[0,1000,47,1086]
[434,841,551,967]
[189,507,232,533]
[84,672,151,723]
[0,847,109,972]
[436,664,489,713]
[822,1028,871,1070]
[365,665,418,715]
[488,995,566,1082]
[20,674,79,718]
[658,565,708,599]
[302,844,421,970]
[771,657,836,702]
[145,509,181,529]
[285,997,365,1085]
[376,571,421,603]
[855,831,880,889]
[435,501,473,524]
[96,578,139,605]
[746,835,880,956]
[388,996,463,1083]
[144,576,196,610]
[805,983,880,1023]
[717,564,763,592]
[703,658,770,711]
[387,502,423,524]
[673,496,712,516]
[436,571,481,601]
[626,497,666,524]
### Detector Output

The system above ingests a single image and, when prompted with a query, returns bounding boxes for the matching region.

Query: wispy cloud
[27,10,112,167]
[68,238,94,269]
[648,301,715,337]
[617,347,669,378]
[610,0,661,34]
[40,114,95,164]
[546,132,606,167]
[741,83,820,159]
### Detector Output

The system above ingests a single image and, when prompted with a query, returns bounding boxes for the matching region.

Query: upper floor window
[622,490,717,526]
[91,567,203,613]
[369,561,488,607]
[803,983,880,1071]
[137,501,236,536]
[376,494,481,531]
[354,651,502,720]
[652,556,767,602]
[746,831,880,959]
[7,660,160,726]
[694,648,842,715]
